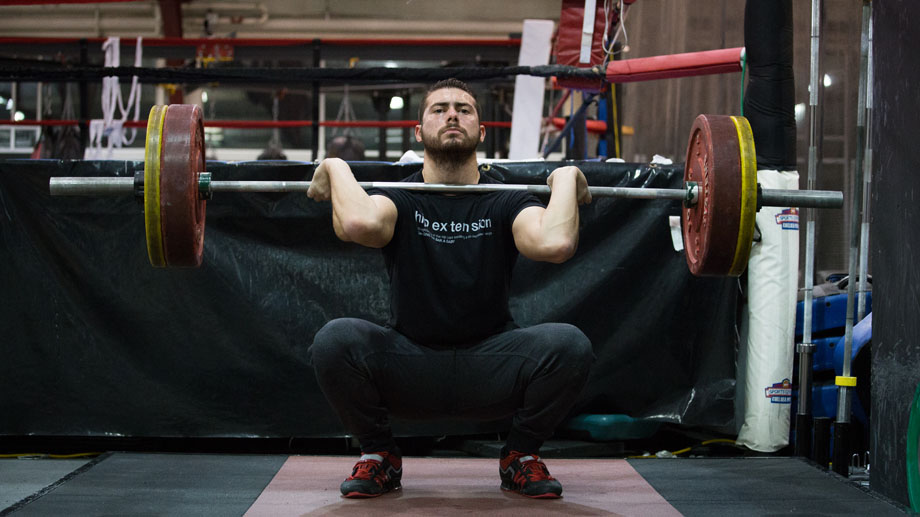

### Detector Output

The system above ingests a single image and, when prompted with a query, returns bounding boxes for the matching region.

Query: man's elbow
[340,216,389,248]
[539,238,578,264]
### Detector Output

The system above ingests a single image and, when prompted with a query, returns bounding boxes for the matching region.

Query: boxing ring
[2,0,919,513]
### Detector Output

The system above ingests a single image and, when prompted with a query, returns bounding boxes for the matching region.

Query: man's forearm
[321,158,393,247]
[541,169,581,252]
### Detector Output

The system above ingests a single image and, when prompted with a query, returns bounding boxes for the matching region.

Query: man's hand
[307,158,343,202]
[304,157,398,248]
[547,166,592,205]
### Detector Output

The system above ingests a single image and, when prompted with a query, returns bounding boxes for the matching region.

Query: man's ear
[415,125,423,143]
[479,125,485,142]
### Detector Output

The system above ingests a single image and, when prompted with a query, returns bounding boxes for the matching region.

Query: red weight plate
[160,104,207,267]
[682,114,743,276]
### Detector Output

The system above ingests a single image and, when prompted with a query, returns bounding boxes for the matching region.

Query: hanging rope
[86,37,143,159]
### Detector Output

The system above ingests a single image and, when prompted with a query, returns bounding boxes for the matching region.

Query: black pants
[308,318,594,455]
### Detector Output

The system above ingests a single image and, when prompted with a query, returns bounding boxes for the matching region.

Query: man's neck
[421,154,480,184]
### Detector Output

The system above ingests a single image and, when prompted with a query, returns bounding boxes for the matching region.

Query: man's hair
[418,78,481,121]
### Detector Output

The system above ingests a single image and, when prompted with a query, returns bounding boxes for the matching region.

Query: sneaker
[340,451,402,498]
[499,450,563,498]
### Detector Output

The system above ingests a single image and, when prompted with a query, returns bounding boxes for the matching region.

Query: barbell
[48,104,843,276]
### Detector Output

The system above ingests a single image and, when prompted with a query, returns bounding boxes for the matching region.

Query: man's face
[415,88,484,157]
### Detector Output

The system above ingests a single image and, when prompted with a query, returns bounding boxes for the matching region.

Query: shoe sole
[342,491,383,498]
[500,486,562,499]
[341,485,401,498]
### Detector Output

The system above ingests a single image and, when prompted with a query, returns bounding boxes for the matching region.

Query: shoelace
[350,459,382,480]
[519,457,555,482]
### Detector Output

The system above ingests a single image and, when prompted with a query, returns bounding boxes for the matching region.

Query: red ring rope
[605,47,743,83]
[3,119,520,130]
[6,118,616,134]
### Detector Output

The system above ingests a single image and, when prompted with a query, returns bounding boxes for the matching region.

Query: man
[307,78,594,499]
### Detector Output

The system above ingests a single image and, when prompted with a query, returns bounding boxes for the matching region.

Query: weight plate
[144,105,168,268]
[728,115,757,276]
[160,104,207,267]
[682,114,756,277]
[908,382,920,512]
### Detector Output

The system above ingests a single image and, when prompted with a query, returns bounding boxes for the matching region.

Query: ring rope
[0,36,523,48]
[2,118,520,130]
[4,118,611,136]
[0,64,605,85]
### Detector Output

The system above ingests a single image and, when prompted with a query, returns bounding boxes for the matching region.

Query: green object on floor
[563,414,661,441]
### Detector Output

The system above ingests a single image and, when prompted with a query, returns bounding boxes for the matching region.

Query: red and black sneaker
[340,451,402,498]
[499,450,563,498]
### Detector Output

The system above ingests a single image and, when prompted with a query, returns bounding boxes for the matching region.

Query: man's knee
[534,323,595,369]
[308,317,374,368]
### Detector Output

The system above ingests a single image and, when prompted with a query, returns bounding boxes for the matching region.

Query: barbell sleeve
[760,188,844,209]
[50,177,135,196]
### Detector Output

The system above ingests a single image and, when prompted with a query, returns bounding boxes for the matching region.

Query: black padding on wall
[743,0,797,170]
[0,159,737,439]
[870,1,920,507]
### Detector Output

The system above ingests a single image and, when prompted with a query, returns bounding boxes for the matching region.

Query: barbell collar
[796,342,817,354]
[133,169,145,202]
[199,172,213,200]
[47,175,843,209]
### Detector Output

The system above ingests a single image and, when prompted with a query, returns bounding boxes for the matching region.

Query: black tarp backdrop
[870,0,920,507]
[0,159,736,439]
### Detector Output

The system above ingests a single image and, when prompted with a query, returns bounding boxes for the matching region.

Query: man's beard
[420,125,479,171]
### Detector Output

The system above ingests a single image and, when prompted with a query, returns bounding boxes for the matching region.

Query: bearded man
[306,78,595,499]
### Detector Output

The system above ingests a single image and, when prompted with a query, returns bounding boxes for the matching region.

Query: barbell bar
[49,176,700,203]
[48,176,842,208]
[47,104,844,276]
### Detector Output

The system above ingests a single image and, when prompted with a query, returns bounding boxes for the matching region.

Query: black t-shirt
[368,170,543,346]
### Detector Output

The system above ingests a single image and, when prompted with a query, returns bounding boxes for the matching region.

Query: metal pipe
[311,39,321,161]
[857,3,873,322]
[213,181,700,201]
[49,177,136,196]
[49,175,847,210]
[542,94,598,158]
[837,0,873,426]
[798,0,824,422]
[8,81,16,150]
[49,176,695,201]
[760,189,842,209]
